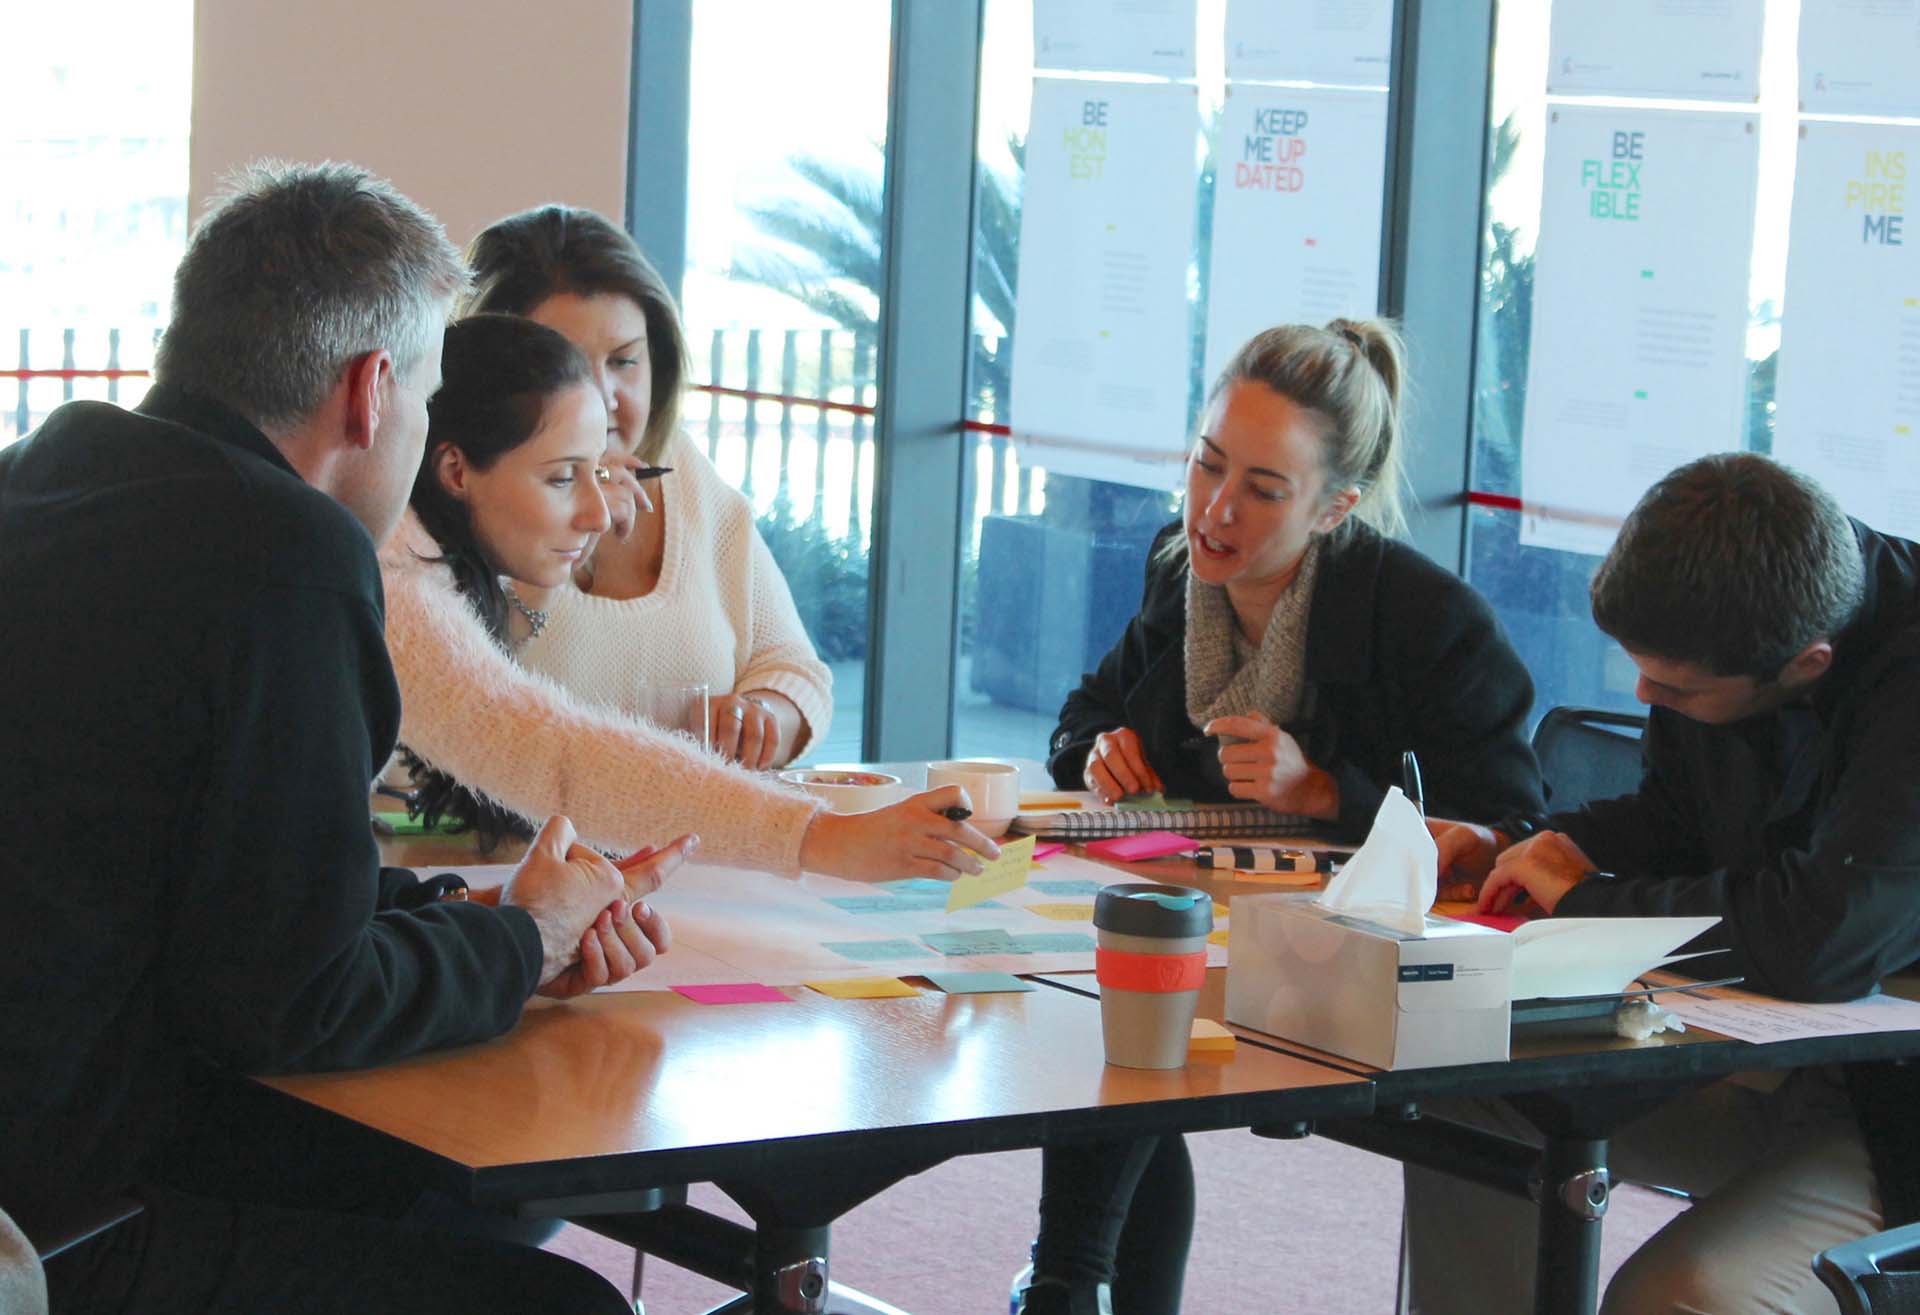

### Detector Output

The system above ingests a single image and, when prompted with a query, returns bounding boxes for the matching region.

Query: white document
[1798,0,1920,118]
[1508,916,1720,1000]
[1224,0,1393,87]
[1203,86,1388,386]
[448,854,1224,991]
[1011,79,1200,487]
[1548,0,1765,101]
[1772,122,1920,538]
[1649,972,1920,1044]
[1034,0,1197,77]
[1519,106,1760,555]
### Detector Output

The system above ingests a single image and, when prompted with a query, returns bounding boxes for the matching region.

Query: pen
[1401,749,1424,819]
[941,805,973,823]
[633,465,673,481]
[1188,846,1344,873]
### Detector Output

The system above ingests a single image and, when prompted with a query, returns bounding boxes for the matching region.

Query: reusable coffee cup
[1092,883,1214,1069]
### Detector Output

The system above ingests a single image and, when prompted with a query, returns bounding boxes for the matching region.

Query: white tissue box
[1225,892,1514,1069]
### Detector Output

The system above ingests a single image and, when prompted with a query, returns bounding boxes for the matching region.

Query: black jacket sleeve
[1554,683,1920,1002]
[1048,527,1184,789]
[163,579,543,1074]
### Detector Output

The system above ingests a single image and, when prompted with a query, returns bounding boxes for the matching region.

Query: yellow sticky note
[1213,902,1230,918]
[1019,792,1084,811]
[806,977,922,999]
[1190,1018,1237,1053]
[1026,902,1096,921]
[947,834,1037,912]
[1207,927,1229,946]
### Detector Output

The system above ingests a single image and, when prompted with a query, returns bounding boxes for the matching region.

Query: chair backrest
[1530,706,1648,813]
[1815,1220,1920,1315]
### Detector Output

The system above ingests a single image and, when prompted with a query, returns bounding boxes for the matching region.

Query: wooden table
[261,897,1368,1314]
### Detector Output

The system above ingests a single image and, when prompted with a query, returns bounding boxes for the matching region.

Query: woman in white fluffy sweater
[382,314,997,881]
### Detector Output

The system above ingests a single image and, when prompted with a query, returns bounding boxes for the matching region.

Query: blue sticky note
[826,894,999,914]
[1030,879,1103,897]
[922,929,1024,956]
[925,970,1036,994]
[1009,932,1098,954]
[874,878,952,894]
[822,938,939,962]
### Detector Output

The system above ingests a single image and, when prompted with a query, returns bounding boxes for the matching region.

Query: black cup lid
[1093,883,1213,938]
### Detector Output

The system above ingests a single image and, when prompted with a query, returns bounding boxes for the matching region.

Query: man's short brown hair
[1590,453,1865,680]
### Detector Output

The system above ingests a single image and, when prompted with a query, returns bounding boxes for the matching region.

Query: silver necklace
[501,583,549,643]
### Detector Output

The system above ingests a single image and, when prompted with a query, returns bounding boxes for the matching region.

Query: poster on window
[1010,79,1200,486]
[1519,106,1760,555]
[1772,123,1920,538]
[1547,0,1765,101]
[1798,0,1920,118]
[1224,0,1393,86]
[1202,87,1388,387]
[1034,0,1197,77]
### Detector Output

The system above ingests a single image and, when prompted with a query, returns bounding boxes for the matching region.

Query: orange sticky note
[1189,1018,1236,1053]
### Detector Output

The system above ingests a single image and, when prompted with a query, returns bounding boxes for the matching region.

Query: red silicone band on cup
[1095,947,1207,993]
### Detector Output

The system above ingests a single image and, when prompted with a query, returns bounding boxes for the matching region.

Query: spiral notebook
[1011,802,1316,839]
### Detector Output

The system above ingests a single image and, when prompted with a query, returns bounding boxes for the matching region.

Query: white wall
[189,0,631,246]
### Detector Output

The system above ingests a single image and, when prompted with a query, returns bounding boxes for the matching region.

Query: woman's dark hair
[402,312,593,850]
[462,206,688,463]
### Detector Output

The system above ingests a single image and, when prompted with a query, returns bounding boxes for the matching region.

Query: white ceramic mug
[925,758,1022,837]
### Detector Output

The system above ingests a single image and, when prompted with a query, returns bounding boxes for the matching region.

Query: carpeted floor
[546,1126,1685,1313]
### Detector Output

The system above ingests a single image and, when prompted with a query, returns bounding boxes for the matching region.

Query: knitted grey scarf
[1184,537,1323,732]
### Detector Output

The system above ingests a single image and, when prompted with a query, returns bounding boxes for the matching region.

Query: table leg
[1533,1133,1610,1315]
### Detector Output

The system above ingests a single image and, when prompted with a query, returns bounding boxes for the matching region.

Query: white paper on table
[1224,0,1392,87]
[476,851,1223,991]
[1203,86,1388,386]
[1518,106,1760,555]
[1548,0,1764,101]
[1648,971,1920,1044]
[1798,0,1920,119]
[1508,916,1719,1001]
[1010,79,1201,489]
[1772,122,1920,539]
[1315,787,1433,937]
[1034,0,1197,77]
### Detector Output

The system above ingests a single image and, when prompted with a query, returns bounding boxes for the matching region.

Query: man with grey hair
[0,162,647,1313]
[1410,452,1920,1314]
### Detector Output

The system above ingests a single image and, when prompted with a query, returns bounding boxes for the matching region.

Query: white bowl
[779,768,905,814]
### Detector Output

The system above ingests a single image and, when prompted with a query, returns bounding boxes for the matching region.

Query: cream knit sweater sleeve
[379,513,822,875]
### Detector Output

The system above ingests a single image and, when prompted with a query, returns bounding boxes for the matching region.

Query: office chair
[1530,706,1648,812]
[1816,1221,1920,1315]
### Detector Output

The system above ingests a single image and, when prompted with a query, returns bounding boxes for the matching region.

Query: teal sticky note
[874,878,952,894]
[922,929,1024,956]
[925,970,1036,994]
[826,894,998,914]
[1009,932,1098,953]
[1031,879,1103,897]
[822,938,939,962]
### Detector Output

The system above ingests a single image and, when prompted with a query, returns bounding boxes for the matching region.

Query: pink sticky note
[1033,842,1067,862]
[672,983,792,1005]
[1084,830,1196,862]
[1449,911,1528,933]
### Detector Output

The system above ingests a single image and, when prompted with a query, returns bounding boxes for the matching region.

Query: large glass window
[681,0,893,762]
[1465,2,1805,725]
[952,0,1394,764]
[2,1,191,447]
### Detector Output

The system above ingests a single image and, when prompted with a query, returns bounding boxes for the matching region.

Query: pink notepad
[1033,842,1067,862]
[1448,911,1529,934]
[1084,830,1196,861]
[672,983,792,1005]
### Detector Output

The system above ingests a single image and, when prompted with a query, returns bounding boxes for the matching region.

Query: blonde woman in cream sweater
[462,204,823,769]
[384,314,997,881]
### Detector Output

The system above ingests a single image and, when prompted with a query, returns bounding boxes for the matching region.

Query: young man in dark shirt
[1410,452,1920,1314]
[0,163,671,1314]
